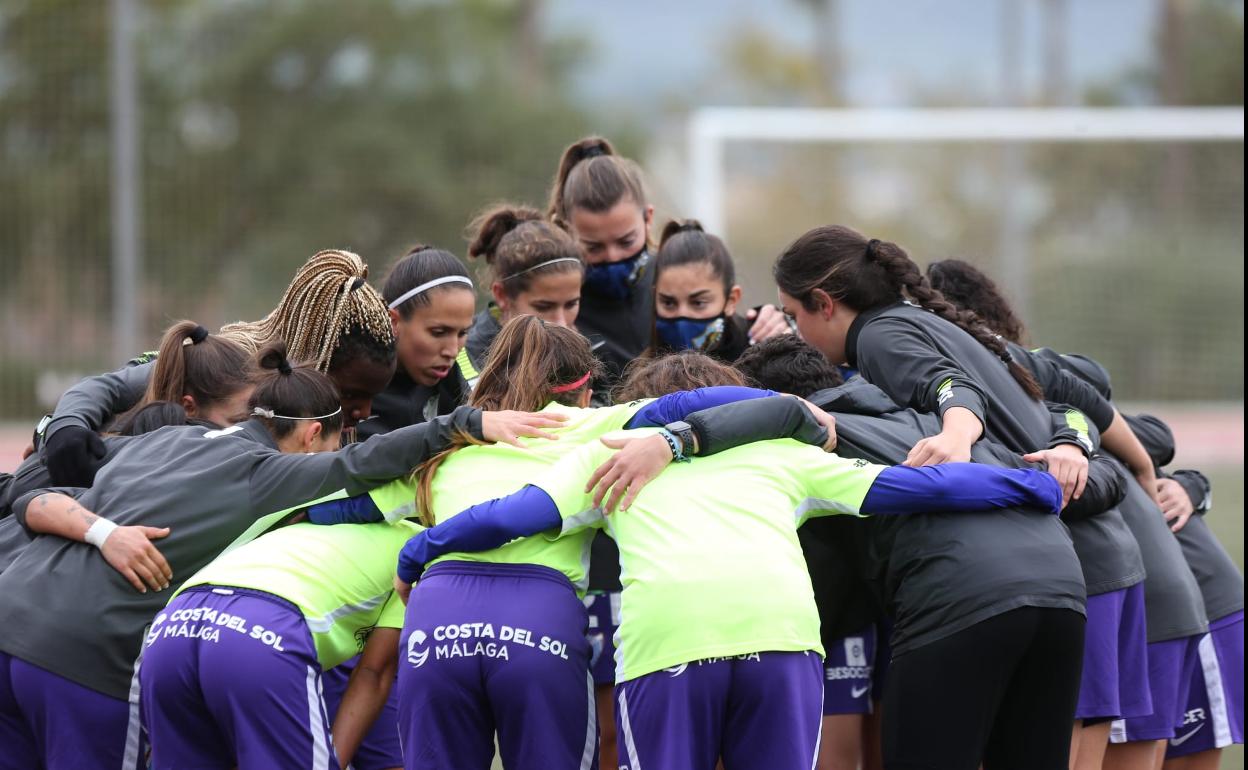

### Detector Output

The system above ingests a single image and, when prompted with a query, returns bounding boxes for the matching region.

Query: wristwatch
[664,420,697,457]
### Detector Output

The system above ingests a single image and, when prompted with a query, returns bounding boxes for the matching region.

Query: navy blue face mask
[583,248,650,301]
[656,315,726,352]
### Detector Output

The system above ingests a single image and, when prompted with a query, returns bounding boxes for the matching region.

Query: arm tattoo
[69,503,98,529]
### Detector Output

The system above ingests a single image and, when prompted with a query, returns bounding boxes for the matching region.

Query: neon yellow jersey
[534,432,885,682]
[176,520,420,670]
[367,401,650,592]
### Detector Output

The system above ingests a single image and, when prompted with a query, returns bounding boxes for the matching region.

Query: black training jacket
[575,264,656,392]
[357,365,469,440]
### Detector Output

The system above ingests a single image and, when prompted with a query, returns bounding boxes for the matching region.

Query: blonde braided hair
[219,249,394,372]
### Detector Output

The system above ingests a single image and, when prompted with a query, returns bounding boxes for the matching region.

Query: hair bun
[659,219,706,248]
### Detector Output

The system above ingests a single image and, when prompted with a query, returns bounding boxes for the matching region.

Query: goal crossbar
[687,107,1245,234]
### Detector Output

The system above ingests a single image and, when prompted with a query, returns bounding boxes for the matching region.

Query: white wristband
[84,518,119,549]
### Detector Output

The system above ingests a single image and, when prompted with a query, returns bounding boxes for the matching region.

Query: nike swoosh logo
[664,663,687,677]
[1170,723,1205,746]
[591,340,607,351]
[851,685,870,698]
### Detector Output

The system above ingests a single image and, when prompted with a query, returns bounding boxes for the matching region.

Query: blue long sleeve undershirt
[306,386,776,526]
[394,463,1062,583]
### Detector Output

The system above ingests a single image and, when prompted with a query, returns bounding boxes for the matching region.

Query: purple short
[321,655,403,770]
[1110,631,1204,743]
[0,652,145,770]
[823,625,876,715]
[585,590,621,687]
[615,651,823,770]
[397,561,596,770]
[139,586,338,770]
[1165,610,1245,758]
[1076,583,1152,720]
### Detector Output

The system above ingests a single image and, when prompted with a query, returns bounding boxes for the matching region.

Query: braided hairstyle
[773,225,1043,400]
[466,204,583,297]
[219,250,394,373]
[926,259,1028,345]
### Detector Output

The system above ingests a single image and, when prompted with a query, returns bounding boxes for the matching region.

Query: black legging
[882,607,1085,770]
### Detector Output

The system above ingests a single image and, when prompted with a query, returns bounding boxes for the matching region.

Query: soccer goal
[681,106,1245,403]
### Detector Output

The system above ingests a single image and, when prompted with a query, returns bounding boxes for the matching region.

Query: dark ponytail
[547,136,647,230]
[655,219,736,295]
[926,259,1028,345]
[774,225,1044,400]
[249,342,343,439]
[467,203,583,297]
[115,320,251,428]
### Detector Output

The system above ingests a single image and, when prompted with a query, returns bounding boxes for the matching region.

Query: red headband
[550,372,592,394]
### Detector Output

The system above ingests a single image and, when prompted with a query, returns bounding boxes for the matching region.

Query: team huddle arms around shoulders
[0,136,1240,770]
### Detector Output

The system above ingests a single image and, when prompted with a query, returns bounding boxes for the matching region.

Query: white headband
[387,275,474,309]
[252,406,343,421]
[502,257,583,282]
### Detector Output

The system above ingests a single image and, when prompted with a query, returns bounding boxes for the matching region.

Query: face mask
[656,315,726,352]
[583,248,650,301]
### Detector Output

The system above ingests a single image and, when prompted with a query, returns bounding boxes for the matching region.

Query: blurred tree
[0,0,605,417]
[139,0,595,315]
[1028,0,1244,399]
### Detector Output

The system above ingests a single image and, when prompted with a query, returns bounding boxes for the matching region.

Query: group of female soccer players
[0,135,1241,770]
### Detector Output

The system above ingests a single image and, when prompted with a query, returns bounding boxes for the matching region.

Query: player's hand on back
[587,434,675,514]
[787,396,837,451]
[904,432,972,467]
[1022,444,1089,508]
[1156,477,1194,533]
[101,525,173,594]
[480,410,569,447]
[394,574,414,605]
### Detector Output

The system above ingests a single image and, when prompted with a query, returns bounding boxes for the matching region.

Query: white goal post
[687,107,1245,236]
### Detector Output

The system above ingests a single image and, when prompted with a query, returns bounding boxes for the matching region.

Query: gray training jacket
[808,379,1087,656]
[1125,413,1237,631]
[39,357,154,444]
[845,302,1145,596]
[1172,473,1244,623]
[0,407,481,700]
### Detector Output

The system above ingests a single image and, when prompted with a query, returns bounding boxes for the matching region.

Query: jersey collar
[843,301,904,369]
